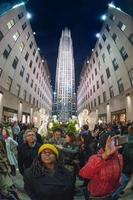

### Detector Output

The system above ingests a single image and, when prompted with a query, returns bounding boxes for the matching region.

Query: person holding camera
[79,133,123,200]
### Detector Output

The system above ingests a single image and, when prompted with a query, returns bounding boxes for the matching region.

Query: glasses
[41,151,55,156]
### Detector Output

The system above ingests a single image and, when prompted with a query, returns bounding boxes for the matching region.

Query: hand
[56,144,63,150]
[102,136,122,160]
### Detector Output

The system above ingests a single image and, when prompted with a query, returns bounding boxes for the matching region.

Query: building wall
[0,3,52,122]
[77,6,133,123]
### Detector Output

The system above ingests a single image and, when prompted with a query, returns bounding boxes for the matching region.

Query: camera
[114,135,128,146]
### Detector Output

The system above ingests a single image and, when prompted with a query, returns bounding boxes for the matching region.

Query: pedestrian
[17,129,41,176]
[2,128,18,176]
[79,133,123,200]
[24,143,75,200]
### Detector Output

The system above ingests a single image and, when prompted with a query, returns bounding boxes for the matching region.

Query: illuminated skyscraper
[54,28,76,121]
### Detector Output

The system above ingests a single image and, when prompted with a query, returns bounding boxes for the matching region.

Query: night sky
[1,0,133,89]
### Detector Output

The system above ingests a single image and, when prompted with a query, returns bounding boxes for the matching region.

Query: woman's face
[65,135,71,143]
[2,129,7,136]
[41,149,56,165]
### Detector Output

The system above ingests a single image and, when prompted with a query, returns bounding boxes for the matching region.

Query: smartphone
[114,135,128,146]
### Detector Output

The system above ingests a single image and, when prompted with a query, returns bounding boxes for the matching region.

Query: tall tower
[54,28,76,121]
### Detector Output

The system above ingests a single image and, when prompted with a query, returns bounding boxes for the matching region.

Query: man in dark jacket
[17,129,41,176]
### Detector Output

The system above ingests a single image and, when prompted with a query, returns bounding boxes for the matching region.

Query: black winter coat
[17,142,41,175]
[24,163,74,200]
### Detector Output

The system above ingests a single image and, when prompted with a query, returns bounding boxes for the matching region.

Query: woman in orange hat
[24,143,74,200]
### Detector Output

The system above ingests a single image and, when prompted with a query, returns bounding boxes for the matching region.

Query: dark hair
[82,124,89,131]
[54,128,62,134]
[66,132,76,143]
[31,155,58,177]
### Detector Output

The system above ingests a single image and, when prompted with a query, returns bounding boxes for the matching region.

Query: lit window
[19,42,25,52]
[13,31,20,41]
[7,19,15,29]
[118,21,126,31]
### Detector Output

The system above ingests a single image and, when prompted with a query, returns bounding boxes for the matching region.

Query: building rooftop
[0,0,28,17]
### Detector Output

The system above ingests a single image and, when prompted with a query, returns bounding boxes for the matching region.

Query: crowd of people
[0,120,133,200]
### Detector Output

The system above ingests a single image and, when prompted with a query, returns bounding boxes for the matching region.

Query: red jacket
[79,149,123,197]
